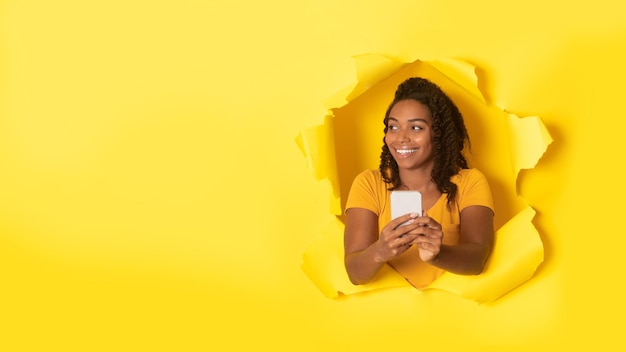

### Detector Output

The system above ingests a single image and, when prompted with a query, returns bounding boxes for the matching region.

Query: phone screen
[390,191,422,226]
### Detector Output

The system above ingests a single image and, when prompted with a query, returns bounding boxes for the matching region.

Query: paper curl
[298,55,551,302]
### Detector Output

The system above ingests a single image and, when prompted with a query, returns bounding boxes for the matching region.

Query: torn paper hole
[298,55,552,303]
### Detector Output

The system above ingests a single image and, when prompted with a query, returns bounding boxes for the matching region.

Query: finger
[416,240,438,252]
[416,217,442,231]
[396,223,423,239]
[393,219,423,240]
[393,238,408,250]
[418,228,443,239]
[395,232,419,245]
[390,212,420,229]
[402,227,425,239]
[414,234,442,246]
[381,215,414,240]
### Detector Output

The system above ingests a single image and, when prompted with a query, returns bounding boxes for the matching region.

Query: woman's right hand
[373,213,421,263]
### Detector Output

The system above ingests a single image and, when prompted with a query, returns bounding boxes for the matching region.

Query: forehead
[389,99,432,121]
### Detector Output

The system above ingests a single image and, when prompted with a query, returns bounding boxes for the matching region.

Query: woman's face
[385,99,434,171]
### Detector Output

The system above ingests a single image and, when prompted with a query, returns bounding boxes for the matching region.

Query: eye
[411,125,423,131]
[388,125,399,131]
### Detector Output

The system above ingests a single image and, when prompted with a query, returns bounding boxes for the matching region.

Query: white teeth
[396,148,417,154]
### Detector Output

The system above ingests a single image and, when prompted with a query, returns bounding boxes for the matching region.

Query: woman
[343,77,494,288]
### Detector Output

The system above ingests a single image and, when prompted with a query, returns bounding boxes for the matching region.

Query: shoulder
[353,169,383,185]
[451,168,493,210]
[452,168,488,186]
[346,169,388,211]
[349,169,387,194]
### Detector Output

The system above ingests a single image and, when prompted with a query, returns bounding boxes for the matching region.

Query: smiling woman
[343,77,495,289]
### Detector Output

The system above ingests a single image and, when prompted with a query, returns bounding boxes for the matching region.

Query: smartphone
[390,190,422,227]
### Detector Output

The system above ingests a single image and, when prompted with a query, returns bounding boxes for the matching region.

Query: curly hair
[379,77,470,207]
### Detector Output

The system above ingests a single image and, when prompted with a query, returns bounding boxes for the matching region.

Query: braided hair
[379,77,470,207]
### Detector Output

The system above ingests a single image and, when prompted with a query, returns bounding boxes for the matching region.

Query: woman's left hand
[409,212,443,262]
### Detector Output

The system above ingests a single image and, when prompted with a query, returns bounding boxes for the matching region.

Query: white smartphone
[390,190,422,227]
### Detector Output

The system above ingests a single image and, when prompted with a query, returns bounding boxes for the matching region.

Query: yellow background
[1,1,624,350]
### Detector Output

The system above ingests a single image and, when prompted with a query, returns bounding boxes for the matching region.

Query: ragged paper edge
[295,113,342,215]
[301,217,411,297]
[296,54,408,215]
[506,113,554,173]
[424,204,543,302]
[299,56,552,302]
[322,54,409,110]
[428,58,486,104]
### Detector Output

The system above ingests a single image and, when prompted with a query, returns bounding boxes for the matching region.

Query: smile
[395,148,418,155]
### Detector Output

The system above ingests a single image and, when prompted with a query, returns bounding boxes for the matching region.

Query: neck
[397,167,436,192]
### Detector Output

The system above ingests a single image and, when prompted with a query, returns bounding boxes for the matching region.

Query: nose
[398,128,410,143]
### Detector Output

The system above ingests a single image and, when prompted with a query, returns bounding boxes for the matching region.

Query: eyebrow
[388,117,429,123]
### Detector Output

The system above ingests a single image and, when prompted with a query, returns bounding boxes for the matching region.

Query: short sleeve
[345,170,382,215]
[457,168,494,212]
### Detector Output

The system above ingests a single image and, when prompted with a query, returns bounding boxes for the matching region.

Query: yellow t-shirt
[345,168,494,289]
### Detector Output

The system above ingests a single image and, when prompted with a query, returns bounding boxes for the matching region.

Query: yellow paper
[507,113,554,173]
[295,114,342,215]
[322,54,408,109]
[428,57,486,104]
[2,1,624,349]
[345,54,408,102]
[300,56,552,302]
[425,205,544,302]
[301,217,410,297]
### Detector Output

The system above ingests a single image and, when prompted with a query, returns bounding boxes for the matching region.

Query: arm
[344,208,421,284]
[413,205,494,274]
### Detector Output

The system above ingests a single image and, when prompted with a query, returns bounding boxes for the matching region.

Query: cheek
[415,132,433,143]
